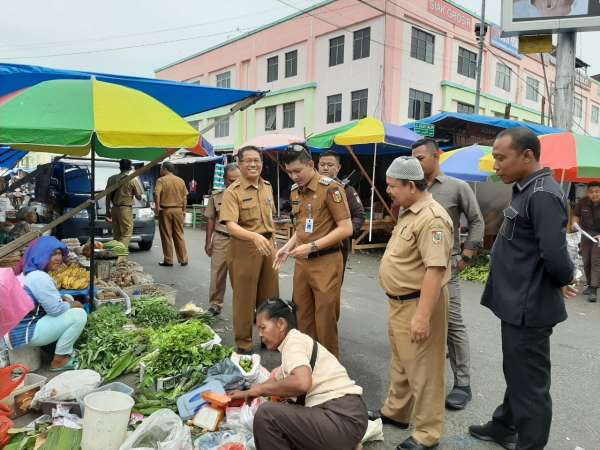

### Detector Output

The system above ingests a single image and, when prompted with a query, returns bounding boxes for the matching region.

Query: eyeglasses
[286,143,311,158]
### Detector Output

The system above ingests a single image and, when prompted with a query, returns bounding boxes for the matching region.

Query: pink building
[156,0,600,151]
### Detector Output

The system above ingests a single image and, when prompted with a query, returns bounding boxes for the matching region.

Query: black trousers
[492,321,554,450]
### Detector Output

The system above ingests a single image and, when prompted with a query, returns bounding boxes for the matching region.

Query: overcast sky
[1,0,598,77]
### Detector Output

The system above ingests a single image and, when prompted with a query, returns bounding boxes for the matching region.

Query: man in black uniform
[318,150,365,274]
[572,182,600,302]
[469,128,576,450]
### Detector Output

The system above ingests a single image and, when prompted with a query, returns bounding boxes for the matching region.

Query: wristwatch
[310,242,319,254]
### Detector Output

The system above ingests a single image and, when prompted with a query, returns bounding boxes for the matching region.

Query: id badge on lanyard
[305,204,314,234]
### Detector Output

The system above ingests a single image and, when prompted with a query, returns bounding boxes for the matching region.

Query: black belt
[160,206,181,209]
[261,232,273,239]
[386,291,421,301]
[114,204,132,208]
[307,246,340,260]
[215,229,230,237]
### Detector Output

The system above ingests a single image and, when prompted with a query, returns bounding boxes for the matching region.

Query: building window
[265,106,277,130]
[574,97,583,119]
[214,116,229,138]
[411,27,435,64]
[526,77,540,102]
[216,71,231,88]
[457,102,475,114]
[327,94,342,123]
[351,89,368,120]
[457,47,477,79]
[353,27,370,60]
[285,50,297,78]
[408,88,432,120]
[592,105,599,124]
[283,102,295,129]
[329,36,345,67]
[495,62,511,91]
[267,56,278,82]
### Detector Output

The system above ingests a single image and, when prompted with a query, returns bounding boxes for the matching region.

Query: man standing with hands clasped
[469,128,576,450]
[412,138,484,410]
[220,146,279,354]
[370,156,453,450]
[274,143,352,358]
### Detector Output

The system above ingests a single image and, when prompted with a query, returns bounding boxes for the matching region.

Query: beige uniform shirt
[290,172,350,245]
[277,329,363,407]
[219,177,275,234]
[107,173,143,207]
[205,190,229,234]
[379,193,453,296]
[155,173,188,208]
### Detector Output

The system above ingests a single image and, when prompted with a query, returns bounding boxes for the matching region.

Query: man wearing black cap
[106,159,143,251]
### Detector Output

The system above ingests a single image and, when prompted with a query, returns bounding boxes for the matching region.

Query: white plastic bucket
[81,391,134,450]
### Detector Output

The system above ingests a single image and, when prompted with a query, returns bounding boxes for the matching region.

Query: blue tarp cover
[0,146,27,169]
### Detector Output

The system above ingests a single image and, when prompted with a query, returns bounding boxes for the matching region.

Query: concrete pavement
[134,228,600,450]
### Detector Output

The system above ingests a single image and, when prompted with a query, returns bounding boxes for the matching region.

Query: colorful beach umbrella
[440,144,493,182]
[480,132,600,182]
[0,78,199,160]
[307,116,422,154]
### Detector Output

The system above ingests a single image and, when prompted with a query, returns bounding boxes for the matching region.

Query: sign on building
[415,122,435,137]
[428,0,473,31]
[501,0,600,36]
[518,35,553,54]
[490,25,523,58]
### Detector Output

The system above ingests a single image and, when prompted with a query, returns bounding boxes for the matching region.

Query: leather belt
[114,204,132,207]
[261,232,273,239]
[386,291,421,301]
[308,246,340,260]
[215,229,230,237]
[160,205,181,209]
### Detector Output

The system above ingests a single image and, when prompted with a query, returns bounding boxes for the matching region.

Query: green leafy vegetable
[130,296,181,328]
[460,263,490,283]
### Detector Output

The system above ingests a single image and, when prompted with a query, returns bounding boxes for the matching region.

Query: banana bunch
[103,240,129,257]
[51,263,90,290]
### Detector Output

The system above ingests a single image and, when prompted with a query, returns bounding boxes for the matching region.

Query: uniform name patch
[432,230,443,245]
[332,190,342,203]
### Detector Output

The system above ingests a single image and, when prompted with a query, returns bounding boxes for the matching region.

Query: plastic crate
[94,287,131,314]
[0,373,47,418]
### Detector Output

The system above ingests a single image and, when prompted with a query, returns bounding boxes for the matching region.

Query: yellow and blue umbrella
[440,144,493,182]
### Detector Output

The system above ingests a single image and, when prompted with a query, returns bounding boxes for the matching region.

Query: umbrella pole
[88,144,96,304]
[369,144,377,241]
[277,152,281,216]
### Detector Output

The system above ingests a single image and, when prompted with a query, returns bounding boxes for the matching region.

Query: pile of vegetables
[50,263,89,290]
[103,240,129,257]
[130,296,181,328]
[239,358,253,372]
[460,262,490,283]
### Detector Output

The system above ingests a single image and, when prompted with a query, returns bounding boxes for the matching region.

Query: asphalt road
[133,228,600,450]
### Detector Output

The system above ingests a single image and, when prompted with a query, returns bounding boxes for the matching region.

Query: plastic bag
[361,419,384,443]
[224,398,264,434]
[229,353,261,384]
[32,370,101,408]
[194,430,255,450]
[205,359,246,391]
[119,409,192,450]
[0,268,34,336]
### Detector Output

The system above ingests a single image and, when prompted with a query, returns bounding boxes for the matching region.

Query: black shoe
[588,290,597,302]
[207,307,221,317]
[397,436,438,450]
[583,286,593,295]
[367,410,409,429]
[445,385,472,410]
[180,262,188,266]
[236,347,253,355]
[469,421,517,450]
[158,262,173,267]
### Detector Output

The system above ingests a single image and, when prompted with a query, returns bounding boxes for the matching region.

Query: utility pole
[554,32,576,131]
[474,0,486,114]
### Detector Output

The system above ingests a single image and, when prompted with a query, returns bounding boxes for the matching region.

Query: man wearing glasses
[220,146,279,354]
[274,143,352,358]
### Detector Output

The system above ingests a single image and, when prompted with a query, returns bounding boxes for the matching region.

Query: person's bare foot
[50,355,70,369]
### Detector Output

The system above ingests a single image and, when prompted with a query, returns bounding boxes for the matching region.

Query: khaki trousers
[382,287,449,447]
[580,238,600,287]
[158,208,188,264]
[293,250,343,358]
[208,232,230,310]
[111,206,133,248]
[227,238,279,351]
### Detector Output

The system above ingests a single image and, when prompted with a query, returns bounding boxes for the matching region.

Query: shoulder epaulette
[290,183,299,191]
[319,177,333,186]
[263,180,271,186]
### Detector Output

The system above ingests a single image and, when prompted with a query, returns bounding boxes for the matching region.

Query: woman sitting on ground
[229,298,367,450]
[5,236,87,371]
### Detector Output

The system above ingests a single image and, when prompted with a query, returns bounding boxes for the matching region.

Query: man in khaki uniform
[274,144,352,358]
[371,156,452,450]
[220,146,279,353]
[106,159,143,250]
[154,162,188,266]
[204,163,240,315]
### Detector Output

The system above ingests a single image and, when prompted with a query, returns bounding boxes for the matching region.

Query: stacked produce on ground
[103,240,129,258]
[49,264,90,290]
